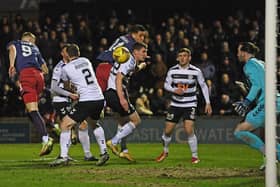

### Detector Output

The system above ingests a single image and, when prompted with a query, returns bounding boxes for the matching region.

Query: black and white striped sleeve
[164,69,175,93]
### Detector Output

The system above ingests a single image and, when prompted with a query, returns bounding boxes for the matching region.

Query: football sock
[187,134,198,158]
[28,111,48,137]
[162,134,171,153]
[42,135,49,143]
[93,126,107,155]
[60,130,71,158]
[118,124,128,152]
[78,128,92,157]
[120,138,128,152]
[112,121,135,145]
[234,131,265,154]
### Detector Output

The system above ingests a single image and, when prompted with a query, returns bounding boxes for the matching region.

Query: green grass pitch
[0,143,269,187]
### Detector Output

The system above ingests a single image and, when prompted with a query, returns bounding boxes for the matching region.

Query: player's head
[176,47,192,67]
[129,24,147,43]
[132,42,148,63]
[66,43,80,59]
[237,42,259,63]
[61,43,71,62]
[21,32,36,44]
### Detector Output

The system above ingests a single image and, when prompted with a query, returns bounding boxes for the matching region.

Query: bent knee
[61,115,76,131]
[79,121,88,130]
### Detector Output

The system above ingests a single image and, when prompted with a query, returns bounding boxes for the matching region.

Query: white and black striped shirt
[164,64,210,108]
[51,60,69,103]
[107,55,136,91]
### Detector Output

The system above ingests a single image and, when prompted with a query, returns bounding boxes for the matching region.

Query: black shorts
[165,106,197,123]
[68,100,104,123]
[53,102,70,119]
[104,89,135,117]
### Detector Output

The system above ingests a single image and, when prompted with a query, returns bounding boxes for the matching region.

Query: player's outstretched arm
[8,44,16,78]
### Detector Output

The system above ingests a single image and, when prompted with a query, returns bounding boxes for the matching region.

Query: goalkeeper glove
[232,98,251,117]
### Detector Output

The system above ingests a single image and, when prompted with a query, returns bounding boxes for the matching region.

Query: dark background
[39,0,265,23]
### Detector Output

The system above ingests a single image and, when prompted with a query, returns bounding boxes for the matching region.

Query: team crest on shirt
[69,107,77,115]
[166,113,174,120]
[60,107,67,115]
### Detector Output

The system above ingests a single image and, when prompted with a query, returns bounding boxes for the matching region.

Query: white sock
[60,130,71,158]
[93,126,107,155]
[112,122,135,145]
[187,134,198,158]
[162,134,171,153]
[42,135,49,143]
[118,124,127,152]
[78,128,92,158]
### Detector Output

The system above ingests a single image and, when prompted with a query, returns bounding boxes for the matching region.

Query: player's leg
[43,111,61,137]
[21,70,54,156]
[105,89,139,156]
[155,121,175,162]
[156,106,180,162]
[183,120,199,163]
[234,121,265,152]
[26,102,54,156]
[78,121,98,161]
[117,116,129,153]
[117,117,135,162]
[109,111,141,147]
[49,115,75,166]
[93,122,109,166]
[251,127,266,170]
[26,102,48,138]
[234,105,265,154]
[89,100,109,166]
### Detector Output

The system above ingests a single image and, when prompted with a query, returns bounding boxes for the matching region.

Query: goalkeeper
[233,42,280,165]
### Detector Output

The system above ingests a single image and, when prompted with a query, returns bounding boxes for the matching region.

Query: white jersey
[164,64,210,108]
[61,57,104,102]
[107,55,136,90]
[52,60,69,103]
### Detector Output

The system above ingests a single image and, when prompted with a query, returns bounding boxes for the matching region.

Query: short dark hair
[66,44,80,57]
[239,42,259,56]
[132,42,148,51]
[177,47,191,55]
[129,24,146,33]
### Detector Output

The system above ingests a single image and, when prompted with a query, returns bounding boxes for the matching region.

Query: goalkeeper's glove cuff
[243,98,251,106]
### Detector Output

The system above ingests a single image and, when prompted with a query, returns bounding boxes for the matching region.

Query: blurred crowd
[0,9,277,117]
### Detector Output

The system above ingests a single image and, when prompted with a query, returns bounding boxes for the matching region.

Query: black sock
[120,137,127,152]
[28,111,48,137]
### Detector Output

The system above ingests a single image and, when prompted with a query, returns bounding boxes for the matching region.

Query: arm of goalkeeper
[232,98,251,117]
